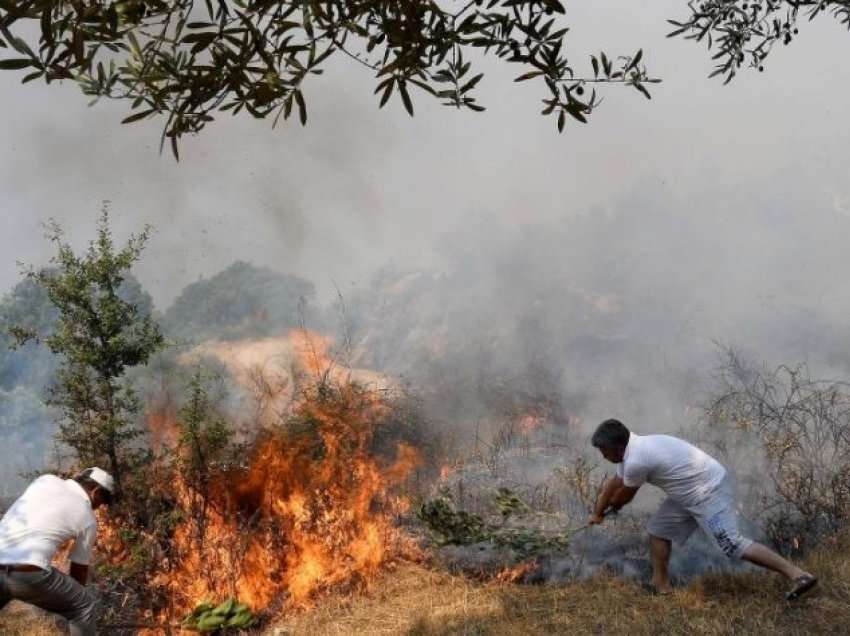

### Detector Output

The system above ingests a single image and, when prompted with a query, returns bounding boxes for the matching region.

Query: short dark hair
[591,418,630,449]
[74,469,114,505]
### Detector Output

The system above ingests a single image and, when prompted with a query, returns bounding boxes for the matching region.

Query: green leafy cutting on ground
[181,598,256,632]
[416,489,571,556]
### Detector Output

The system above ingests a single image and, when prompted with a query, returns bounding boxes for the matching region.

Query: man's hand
[588,512,606,525]
[590,475,624,526]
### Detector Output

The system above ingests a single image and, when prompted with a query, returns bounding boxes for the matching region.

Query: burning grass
[272,529,850,635]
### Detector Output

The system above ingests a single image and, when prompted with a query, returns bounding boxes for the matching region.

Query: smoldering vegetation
[3,191,850,591]
[337,195,850,583]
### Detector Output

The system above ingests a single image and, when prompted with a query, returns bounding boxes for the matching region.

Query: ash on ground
[424,430,764,587]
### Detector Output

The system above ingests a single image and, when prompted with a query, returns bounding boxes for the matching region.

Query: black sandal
[786,574,818,601]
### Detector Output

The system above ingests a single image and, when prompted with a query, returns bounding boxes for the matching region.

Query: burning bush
[97,340,424,629]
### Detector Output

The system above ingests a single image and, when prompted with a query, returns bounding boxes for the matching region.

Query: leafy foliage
[417,490,572,556]
[0,0,655,157]
[0,269,156,488]
[177,367,232,481]
[162,260,316,343]
[10,206,165,492]
[173,366,236,545]
[181,598,257,632]
[669,0,850,83]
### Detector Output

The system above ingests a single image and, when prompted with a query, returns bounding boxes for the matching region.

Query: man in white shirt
[0,467,115,635]
[589,419,817,600]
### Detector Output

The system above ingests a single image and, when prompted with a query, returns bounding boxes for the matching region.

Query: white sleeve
[621,461,650,488]
[70,522,97,565]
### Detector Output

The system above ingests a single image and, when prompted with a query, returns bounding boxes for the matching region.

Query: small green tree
[177,369,230,488]
[11,206,164,494]
[175,366,232,543]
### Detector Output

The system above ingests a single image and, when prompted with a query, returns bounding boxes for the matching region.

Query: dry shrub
[702,348,850,552]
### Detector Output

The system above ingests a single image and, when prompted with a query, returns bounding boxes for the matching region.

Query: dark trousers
[0,567,97,636]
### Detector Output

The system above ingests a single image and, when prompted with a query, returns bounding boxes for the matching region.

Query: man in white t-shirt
[0,467,115,635]
[589,418,817,600]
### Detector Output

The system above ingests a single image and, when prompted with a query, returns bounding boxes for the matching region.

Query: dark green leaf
[514,71,542,82]
[121,109,155,124]
[566,104,587,123]
[0,58,32,70]
[40,9,54,49]
[460,73,483,93]
[294,89,307,125]
[379,78,394,108]
[626,48,643,72]
[399,80,413,116]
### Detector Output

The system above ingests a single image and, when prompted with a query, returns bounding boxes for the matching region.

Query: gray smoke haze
[343,178,850,443]
[3,1,849,305]
[2,0,850,583]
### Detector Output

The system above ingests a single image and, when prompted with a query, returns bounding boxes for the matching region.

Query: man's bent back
[0,468,114,636]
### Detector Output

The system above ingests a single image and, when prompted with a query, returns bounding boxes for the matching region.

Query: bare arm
[593,475,622,518]
[69,523,96,586]
[69,562,89,585]
[590,476,640,522]
[610,481,639,509]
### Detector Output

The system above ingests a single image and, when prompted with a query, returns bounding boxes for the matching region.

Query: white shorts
[646,475,753,559]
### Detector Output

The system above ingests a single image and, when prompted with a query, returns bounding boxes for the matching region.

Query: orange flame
[105,339,422,626]
[495,560,537,583]
[518,414,544,434]
[147,403,179,453]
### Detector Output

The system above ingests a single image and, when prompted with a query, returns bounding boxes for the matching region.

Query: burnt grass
[270,530,850,635]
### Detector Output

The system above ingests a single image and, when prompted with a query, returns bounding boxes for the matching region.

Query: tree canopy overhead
[0,0,847,157]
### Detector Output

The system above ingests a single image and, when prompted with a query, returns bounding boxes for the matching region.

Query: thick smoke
[3,182,850,588]
[344,183,850,442]
[336,187,850,582]
[2,1,850,589]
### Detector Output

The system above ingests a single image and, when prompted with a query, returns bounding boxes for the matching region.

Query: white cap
[86,467,115,494]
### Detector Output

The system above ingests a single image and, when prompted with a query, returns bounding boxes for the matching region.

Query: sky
[2,0,849,310]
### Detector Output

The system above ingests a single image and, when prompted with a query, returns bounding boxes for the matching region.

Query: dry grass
[0,601,62,635]
[2,533,849,635]
[272,532,850,636]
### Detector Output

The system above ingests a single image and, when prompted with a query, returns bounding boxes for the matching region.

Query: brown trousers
[0,567,98,635]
